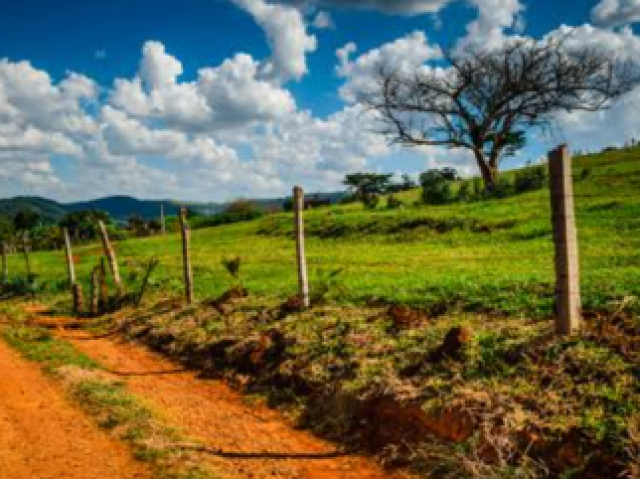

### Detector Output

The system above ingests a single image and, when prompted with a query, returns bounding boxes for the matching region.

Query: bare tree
[366,37,640,189]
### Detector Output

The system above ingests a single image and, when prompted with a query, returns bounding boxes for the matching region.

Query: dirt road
[0,339,152,479]
[64,331,410,479]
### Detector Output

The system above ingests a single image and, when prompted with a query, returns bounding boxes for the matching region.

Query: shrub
[387,195,404,209]
[363,193,380,209]
[420,170,453,205]
[580,167,592,181]
[491,177,515,198]
[457,182,471,202]
[514,166,547,193]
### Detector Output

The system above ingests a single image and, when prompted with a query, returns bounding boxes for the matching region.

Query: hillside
[2,146,640,478]
[0,192,346,223]
[4,146,639,316]
[63,196,188,221]
[0,197,67,223]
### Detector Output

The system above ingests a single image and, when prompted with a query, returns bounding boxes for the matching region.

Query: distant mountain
[0,197,67,223]
[63,196,210,222]
[0,191,347,224]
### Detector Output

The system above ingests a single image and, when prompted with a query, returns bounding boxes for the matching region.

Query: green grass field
[3,146,639,478]
[4,147,640,317]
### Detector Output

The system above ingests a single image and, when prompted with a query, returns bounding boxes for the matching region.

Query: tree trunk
[474,150,499,190]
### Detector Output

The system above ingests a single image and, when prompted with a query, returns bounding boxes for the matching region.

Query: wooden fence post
[548,145,582,335]
[91,265,100,315]
[1,241,7,285]
[97,220,123,298]
[179,207,194,304]
[62,227,83,313]
[62,227,76,286]
[293,186,310,309]
[99,258,108,312]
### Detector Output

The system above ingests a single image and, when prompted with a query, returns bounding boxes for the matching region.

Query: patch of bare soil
[64,330,412,479]
[0,339,152,479]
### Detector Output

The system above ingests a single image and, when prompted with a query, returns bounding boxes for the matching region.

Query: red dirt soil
[0,339,152,479]
[63,330,413,479]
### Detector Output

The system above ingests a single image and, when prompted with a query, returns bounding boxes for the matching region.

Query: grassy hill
[3,146,640,477]
[4,146,640,317]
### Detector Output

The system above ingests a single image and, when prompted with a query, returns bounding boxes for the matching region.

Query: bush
[363,194,380,209]
[457,182,471,202]
[420,170,453,205]
[490,177,515,198]
[190,210,264,229]
[580,167,592,181]
[514,166,547,193]
[387,195,404,209]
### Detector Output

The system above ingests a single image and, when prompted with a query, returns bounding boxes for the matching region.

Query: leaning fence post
[179,207,194,304]
[62,227,76,286]
[97,220,123,298]
[548,145,582,335]
[62,227,83,313]
[1,241,7,285]
[293,186,310,308]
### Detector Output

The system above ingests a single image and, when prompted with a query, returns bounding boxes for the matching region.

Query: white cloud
[139,41,183,90]
[5,2,640,203]
[197,54,296,127]
[0,59,98,137]
[336,31,442,103]
[456,0,524,53]
[110,43,295,131]
[312,11,334,28]
[274,0,452,14]
[592,0,640,27]
[543,25,640,149]
[232,0,317,82]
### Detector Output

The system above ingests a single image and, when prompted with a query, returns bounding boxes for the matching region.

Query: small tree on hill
[343,173,394,207]
[60,210,110,242]
[366,36,640,190]
[420,170,454,205]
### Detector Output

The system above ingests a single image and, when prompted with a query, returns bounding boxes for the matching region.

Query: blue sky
[0,0,639,201]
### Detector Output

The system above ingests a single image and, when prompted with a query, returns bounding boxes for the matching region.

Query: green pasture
[4,147,640,317]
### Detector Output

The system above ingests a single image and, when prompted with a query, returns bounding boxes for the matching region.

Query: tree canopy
[366,36,640,188]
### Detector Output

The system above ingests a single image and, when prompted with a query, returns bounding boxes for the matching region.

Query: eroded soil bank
[62,329,411,479]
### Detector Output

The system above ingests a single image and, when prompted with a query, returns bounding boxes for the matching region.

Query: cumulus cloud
[139,41,183,90]
[312,11,333,28]
[456,0,524,52]
[5,1,640,203]
[0,38,402,201]
[544,25,640,149]
[274,0,452,14]
[110,42,295,131]
[592,0,640,28]
[336,31,442,102]
[232,0,317,82]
